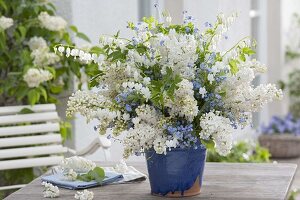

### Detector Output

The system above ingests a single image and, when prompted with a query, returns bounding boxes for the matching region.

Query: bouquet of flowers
[63,12,282,158]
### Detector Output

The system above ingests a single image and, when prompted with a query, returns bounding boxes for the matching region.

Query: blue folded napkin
[41,171,123,190]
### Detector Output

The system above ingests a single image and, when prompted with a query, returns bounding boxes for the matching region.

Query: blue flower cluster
[261,114,300,135]
[165,122,198,149]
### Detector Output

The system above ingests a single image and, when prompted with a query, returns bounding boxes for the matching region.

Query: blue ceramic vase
[145,143,207,197]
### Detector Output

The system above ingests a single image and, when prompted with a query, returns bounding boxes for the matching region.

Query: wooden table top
[5,162,297,200]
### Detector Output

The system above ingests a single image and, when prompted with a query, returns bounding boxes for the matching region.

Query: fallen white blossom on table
[60,156,96,173]
[114,159,129,173]
[42,181,59,198]
[64,168,78,181]
[74,189,94,200]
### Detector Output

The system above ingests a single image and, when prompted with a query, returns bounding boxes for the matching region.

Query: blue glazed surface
[145,143,207,196]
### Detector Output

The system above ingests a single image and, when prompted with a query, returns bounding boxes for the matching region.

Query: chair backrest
[0,104,67,171]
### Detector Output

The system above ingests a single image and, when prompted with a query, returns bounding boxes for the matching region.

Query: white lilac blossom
[199,111,234,156]
[64,169,78,181]
[62,12,282,157]
[27,36,47,51]
[0,16,13,30]
[42,182,59,198]
[74,190,94,200]
[23,68,53,88]
[60,156,96,173]
[166,79,198,121]
[31,47,60,66]
[38,12,67,31]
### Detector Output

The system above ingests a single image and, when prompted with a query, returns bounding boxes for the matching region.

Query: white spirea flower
[27,36,47,51]
[75,189,94,200]
[0,16,13,30]
[23,68,53,88]
[60,156,96,173]
[199,111,234,156]
[38,12,67,31]
[42,182,59,198]
[66,90,109,123]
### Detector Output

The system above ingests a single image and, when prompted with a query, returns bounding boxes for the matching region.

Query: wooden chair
[0,104,111,190]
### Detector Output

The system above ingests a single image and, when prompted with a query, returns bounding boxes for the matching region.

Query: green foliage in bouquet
[0,0,99,106]
[206,141,271,163]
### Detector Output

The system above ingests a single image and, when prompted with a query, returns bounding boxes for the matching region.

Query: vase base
[151,177,201,198]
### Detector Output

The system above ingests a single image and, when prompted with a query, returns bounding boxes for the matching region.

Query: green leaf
[50,85,63,94]
[18,108,35,114]
[76,32,91,42]
[60,121,71,142]
[77,167,105,183]
[90,46,105,54]
[27,89,40,105]
[69,25,78,33]
[45,67,56,78]
[0,0,7,11]
[38,86,48,101]
[229,59,239,75]
[242,47,255,55]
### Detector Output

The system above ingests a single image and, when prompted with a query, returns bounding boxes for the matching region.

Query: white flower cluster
[38,12,67,31]
[74,190,94,200]
[113,159,129,173]
[0,16,13,30]
[209,12,238,50]
[221,60,283,126]
[152,30,198,79]
[31,46,60,66]
[66,90,108,122]
[42,182,59,198]
[60,156,96,173]
[93,108,120,134]
[199,111,234,156]
[27,36,60,67]
[64,169,78,181]
[123,122,165,157]
[23,68,53,88]
[122,82,151,101]
[27,36,48,51]
[166,79,198,121]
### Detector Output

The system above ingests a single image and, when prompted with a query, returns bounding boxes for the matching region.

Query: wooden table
[5,162,297,200]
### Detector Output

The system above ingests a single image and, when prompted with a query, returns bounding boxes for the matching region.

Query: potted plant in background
[61,11,282,197]
[0,0,96,198]
[260,114,300,158]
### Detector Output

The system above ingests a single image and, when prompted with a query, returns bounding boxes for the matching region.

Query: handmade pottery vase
[145,143,206,197]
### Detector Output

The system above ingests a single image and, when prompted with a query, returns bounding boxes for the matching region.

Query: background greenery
[207,141,271,163]
[0,0,99,106]
[0,0,99,197]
